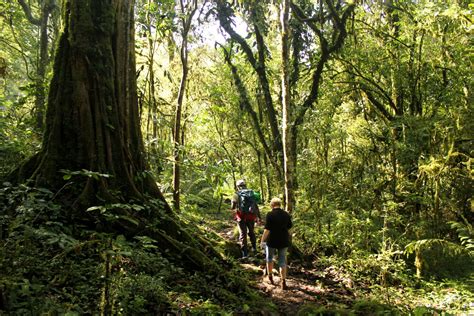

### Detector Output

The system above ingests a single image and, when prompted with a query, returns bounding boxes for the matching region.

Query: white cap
[236,179,246,187]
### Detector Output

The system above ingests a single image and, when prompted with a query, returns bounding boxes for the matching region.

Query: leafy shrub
[351,299,400,315]
[320,250,409,288]
[405,239,474,279]
[112,273,170,315]
[297,304,349,316]
[0,99,40,177]
[0,183,272,314]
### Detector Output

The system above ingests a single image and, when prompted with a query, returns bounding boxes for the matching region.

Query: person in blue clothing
[260,197,292,290]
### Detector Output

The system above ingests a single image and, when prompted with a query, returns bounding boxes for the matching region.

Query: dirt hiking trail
[220,224,356,315]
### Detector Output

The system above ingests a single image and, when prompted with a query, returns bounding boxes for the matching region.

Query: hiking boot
[241,249,248,258]
[280,279,287,290]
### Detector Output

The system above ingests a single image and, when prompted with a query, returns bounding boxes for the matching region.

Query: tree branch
[292,1,355,126]
[338,57,397,113]
[214,1,258,67]
[290,2,328,54]
[219,44,276,169]
[360,85,394,121]
[5,20,34,80]
[214,0,282,157]
[17,0,41,25]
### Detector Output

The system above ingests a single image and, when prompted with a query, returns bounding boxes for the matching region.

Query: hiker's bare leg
[267,261,274,276]
[265,246,275,284]
[280,266,288,290]
[277,248,288,289]
[266,262,274,284]
[280,266,287,280]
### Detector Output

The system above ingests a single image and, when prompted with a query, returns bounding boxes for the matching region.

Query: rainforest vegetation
[0,0,473,314]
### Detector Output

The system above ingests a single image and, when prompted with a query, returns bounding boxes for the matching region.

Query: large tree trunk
[6,0,243,281]
[11,0,163,209]
[4,2,254,310]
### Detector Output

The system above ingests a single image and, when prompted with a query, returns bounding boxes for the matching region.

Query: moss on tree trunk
[10,0,163,209]
[5,0,250,300]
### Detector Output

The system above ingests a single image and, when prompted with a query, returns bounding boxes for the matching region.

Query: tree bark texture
[5,1,256,303]
[11,0,163,208]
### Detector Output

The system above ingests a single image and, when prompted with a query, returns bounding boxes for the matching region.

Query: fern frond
[449,219,474,254]
[404,238,468,257]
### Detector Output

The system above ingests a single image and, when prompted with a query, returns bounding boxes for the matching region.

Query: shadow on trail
[217,220,356,315]
[240,255,357,315]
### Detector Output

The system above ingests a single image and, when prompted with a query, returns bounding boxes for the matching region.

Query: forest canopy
[0,0,473,314]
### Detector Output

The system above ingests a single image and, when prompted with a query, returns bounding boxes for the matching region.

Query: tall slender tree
[173,0,198,212]
[280,0,293,212]
[17,0,57,131]
[285,0,354,212]
[215,0,284,190]
[215,0,354,210]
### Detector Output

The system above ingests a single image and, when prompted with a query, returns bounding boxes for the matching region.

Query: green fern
[405,238,470,278]
[449,218,474,255]
[404,238,466,257]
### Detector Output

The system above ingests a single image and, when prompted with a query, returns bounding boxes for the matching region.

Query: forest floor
[200,211,474,315]
[218,223,356,315]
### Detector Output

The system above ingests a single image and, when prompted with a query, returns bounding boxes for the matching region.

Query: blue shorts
[265,246,288,268]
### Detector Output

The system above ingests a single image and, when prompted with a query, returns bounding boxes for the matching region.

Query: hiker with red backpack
[231,179,262,258]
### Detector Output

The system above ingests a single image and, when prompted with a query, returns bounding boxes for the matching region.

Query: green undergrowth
[0,183,276,314]
[186,205,474,315]
[3,183,472,315]
[307,252,474,315]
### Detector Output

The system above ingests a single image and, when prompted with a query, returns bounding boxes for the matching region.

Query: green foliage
[405,239,467,258]
[449,219,474,254]
[405,238,474,278]
[351,299,400,315]
[330,250,409,288]
[296,300,400,315]
[0,97,40,177]
[313,253,474,315]
[0,184,273,314]
[0,183,102,312]
[406,278,474,315]
[296,304,349,315]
